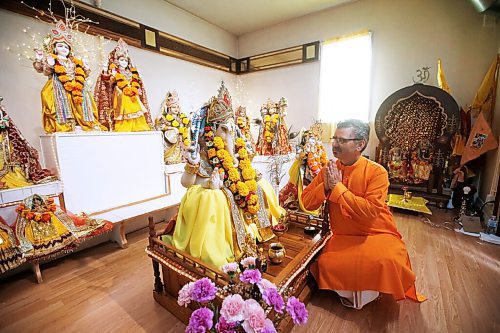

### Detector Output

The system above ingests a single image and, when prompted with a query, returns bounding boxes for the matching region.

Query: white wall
[0,9,234,152]
[81,0,238,57]
[238,0,500,162]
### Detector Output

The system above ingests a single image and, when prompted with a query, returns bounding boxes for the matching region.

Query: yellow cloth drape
[113,89,151,132]
[470,54,499,122]
[163,179,284,268]
[437,58,451,94]
[40,79,105,133]
[288,159,320,215]
[0,132,32,188]
[0,167,32,189]
[386,194,432,215]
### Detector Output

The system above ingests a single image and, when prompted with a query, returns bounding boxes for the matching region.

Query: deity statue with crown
[235,105,255,151]
[155,91,190,164]
[94,39,153,131]
[279,121,328,214]
[160,82,285,268]
[32,21,105,133]
[256,97,292,155]
[1,97,54,189]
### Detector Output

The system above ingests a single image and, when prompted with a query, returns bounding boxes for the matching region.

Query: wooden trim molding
[0,0,319,73]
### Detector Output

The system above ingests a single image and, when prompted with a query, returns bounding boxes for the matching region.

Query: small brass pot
[268,242,286,264]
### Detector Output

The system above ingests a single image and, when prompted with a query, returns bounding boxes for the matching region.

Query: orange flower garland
[111,64,141,102]
[16,197,56,223]
[306,144,328,176]
[52,55,86,104]
[204,124,260,217]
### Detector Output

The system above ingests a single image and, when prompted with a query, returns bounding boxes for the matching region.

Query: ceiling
[165,0,356,36]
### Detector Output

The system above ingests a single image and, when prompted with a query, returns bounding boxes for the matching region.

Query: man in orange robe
[302,119,425,309]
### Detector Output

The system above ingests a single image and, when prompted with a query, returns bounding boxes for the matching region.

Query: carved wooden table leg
[30,261,43,284]
[152,260,163,292]
[110,221,128,248]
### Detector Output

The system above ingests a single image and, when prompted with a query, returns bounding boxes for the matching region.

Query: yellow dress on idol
[94,39,152,132]
[0,98,54,189]
[15,195,77,259]
[33,21,105,133]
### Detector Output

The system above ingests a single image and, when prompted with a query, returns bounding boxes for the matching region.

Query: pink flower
[257,278,276,294]
[177,282,194,307]
[242,299,267,333]
[286,296,308,325]
[215,316,237,333]
[220,294,245,323]
[261,319,277,333]
[191,277,217,303]
[240,269,262,284]
[221,262,239,274]
[240,256,257,268]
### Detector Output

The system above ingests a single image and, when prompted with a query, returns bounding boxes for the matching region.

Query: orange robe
[302,157,425,302]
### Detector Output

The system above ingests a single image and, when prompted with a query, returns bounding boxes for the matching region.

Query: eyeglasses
[330,136,362,144]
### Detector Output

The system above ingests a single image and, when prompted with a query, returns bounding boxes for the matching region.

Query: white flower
[240,256,257,268]
[177,282,194,307]
[221,262,239,274]
[257,278,276,294]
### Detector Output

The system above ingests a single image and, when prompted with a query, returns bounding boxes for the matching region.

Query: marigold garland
[112,66,141,102]
[16,197,56,223]
[162,112,190,144]
[305,144,328,175]
[263,113,279,143]
[52,54,86,105]
[204,124,260,217]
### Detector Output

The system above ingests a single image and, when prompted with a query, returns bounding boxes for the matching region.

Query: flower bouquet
[177,256,308,333]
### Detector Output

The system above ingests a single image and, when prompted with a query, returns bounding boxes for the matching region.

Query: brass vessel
[268,242,286,264]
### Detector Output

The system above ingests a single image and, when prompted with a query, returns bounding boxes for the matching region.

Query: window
[318,31,372,124]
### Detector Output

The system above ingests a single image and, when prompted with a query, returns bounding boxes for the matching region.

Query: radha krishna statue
[33,20,104,133]
[94,38,153,131]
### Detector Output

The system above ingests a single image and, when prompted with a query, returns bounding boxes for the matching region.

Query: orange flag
[460,111,498,165]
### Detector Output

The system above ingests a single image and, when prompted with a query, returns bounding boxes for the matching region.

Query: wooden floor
[1,210,499,333]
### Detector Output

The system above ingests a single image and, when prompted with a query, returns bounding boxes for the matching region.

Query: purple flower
[191,277,217,303]
[185,326,205,333]
[261,318,277,333]
[239,269,262,284]
[215,316,237,333]
[187,307,214,332]
[262,288,284,314]
[286,297,308,325]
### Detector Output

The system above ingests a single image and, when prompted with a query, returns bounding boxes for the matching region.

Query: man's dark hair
[337,119,370,152]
